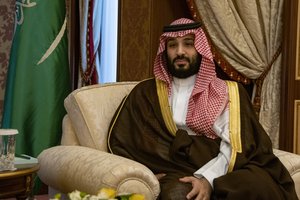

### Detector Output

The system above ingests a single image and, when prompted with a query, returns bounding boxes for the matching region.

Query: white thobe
[170,75,231,188]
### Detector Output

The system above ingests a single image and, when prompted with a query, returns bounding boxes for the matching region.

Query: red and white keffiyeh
[153,18,228,139]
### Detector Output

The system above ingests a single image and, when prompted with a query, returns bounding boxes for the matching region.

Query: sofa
[37,82,300,199]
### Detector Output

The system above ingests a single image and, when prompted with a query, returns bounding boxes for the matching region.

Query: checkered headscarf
[153,18,228,139]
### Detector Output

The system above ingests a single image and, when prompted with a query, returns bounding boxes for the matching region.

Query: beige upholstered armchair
[37,82,300,199]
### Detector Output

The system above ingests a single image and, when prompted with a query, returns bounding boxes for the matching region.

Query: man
[108,18,297,199]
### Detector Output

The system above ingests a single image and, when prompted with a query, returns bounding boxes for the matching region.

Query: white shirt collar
[173,75,196,87]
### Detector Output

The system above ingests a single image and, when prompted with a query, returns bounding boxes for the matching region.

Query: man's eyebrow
[167,36,194,42]
[167,38,176,42]
[184,37,195,41]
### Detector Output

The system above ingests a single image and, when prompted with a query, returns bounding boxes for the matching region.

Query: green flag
[2,0,70,157]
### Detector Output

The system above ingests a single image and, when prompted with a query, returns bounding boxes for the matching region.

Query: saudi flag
[2,0,70,157]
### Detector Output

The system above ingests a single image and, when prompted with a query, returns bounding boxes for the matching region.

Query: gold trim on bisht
[226,81,242,173]
[156,79,178,136]
[107,94,129,154]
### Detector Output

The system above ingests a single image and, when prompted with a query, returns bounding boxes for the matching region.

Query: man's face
[166,34,201,78]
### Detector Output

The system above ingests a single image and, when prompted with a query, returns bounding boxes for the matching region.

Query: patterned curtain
[187,0,284,148]
[0,1,15,125]
[79,0,99,86]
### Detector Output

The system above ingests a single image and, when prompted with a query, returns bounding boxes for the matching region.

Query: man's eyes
[167,41,194,48]
[184,39,195,45]
[185,41,194,46]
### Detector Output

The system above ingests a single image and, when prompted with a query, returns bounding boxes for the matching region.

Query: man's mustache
[173,56,190,63]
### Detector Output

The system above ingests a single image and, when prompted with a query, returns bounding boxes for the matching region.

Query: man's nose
[176,44,185,56]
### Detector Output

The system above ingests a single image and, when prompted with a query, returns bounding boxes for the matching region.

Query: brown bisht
[108,78,298,200]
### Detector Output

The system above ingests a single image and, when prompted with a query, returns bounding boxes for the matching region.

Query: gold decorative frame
[296,0,300,80]
[294,100,300,154]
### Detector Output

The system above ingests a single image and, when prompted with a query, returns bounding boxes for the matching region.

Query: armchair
[37,82,300,199]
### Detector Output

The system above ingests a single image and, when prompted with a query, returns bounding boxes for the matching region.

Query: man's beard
[167,53,201,78]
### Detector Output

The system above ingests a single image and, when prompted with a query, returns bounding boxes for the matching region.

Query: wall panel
[281,0,300,153]
[118,0,191,81]
[295,100,300,154]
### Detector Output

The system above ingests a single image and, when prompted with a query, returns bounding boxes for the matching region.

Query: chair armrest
[37,146,160,199]
[274,149,300,198]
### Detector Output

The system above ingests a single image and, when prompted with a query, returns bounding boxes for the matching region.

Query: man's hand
[179,176,212,200]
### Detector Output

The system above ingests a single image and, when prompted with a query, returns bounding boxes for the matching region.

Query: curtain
[79,0,99,86]
[187,0,284,148]
[98,0,118,83]
[79,0,118,86]
[0,1,15,125]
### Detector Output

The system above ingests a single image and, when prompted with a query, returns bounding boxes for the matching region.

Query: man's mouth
[174,58,189,66]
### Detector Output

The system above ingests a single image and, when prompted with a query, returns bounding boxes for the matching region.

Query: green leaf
[116,194,132,200]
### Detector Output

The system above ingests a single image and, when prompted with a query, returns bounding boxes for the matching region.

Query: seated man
[108,18,297,200]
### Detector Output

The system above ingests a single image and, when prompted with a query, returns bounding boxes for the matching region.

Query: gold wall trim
[294,100,300,154]
[296,0,300,80]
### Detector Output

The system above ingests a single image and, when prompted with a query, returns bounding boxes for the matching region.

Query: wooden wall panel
[118,0,191,81]
[295,0,300,154]
[280,0,300,153]
[295,100,300,154]
[297,0,300,81]
[118,0,152,81]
